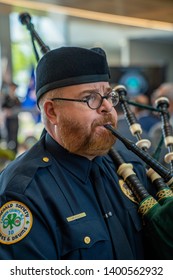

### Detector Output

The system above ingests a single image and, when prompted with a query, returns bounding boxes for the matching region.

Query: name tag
[67,212,86,222]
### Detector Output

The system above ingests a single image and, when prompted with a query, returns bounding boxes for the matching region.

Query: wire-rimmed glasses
[50,90,119,110]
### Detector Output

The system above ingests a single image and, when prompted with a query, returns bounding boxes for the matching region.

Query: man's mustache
[92,114,116,128]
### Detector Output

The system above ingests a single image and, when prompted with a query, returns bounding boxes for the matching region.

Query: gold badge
[0,201,33,245]
[119,179,138,204]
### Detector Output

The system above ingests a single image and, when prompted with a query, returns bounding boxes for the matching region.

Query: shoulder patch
[0,201,33,245]
[119,179,138,204]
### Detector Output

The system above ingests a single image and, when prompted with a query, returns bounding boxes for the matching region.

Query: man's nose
[97,98,113,113]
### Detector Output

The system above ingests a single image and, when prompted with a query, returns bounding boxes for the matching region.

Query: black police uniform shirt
[0,132,151,260]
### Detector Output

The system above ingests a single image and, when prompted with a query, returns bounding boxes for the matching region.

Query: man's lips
[103,122,112,126]
[95,123,115,132]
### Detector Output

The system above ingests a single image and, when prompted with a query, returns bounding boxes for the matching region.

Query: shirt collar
[45,133,103,183]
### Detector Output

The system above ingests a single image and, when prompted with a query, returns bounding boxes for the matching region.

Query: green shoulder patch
[0,200,33,245]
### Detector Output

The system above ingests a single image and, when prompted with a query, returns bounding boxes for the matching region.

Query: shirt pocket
[60,218,110,258]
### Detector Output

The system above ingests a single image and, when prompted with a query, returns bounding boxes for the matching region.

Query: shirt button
[42,157,49,162]
[84,236,91,244]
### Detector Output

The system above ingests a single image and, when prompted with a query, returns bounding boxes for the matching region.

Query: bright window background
[10,12,66,99]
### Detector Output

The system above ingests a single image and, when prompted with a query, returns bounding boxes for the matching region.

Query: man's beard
[58,113,117,157]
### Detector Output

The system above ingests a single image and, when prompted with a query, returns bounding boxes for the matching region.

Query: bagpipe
[106,85,173,259]
[19,12,173,259]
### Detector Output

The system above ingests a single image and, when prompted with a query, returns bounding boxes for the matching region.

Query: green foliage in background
[11,42,36,82]
[12,43,34,71]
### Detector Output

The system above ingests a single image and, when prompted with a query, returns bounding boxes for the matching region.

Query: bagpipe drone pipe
[19,12,173,259]
[19,12,50,137]
[19,12,50,59]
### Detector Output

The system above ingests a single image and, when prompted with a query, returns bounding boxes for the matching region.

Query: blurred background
[0,0,173,169]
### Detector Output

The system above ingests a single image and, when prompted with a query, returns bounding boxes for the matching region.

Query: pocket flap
[61,218,109,256]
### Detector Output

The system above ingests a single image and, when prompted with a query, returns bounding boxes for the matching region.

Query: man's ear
[43,100,59,125]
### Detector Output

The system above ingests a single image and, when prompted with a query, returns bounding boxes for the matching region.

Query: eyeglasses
[50,90,119,110]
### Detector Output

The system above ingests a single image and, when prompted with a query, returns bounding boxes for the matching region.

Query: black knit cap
[36,46,110,103]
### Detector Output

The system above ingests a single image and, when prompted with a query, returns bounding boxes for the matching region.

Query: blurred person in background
[1,81,21,154]
[131,94,160,134]
[151,83,173,115]
[148,83,173,167]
